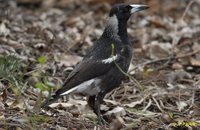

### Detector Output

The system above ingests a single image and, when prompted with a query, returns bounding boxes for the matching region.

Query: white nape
[107,15,119,35]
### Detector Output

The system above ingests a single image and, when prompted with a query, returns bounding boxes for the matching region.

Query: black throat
[118,20,129,44]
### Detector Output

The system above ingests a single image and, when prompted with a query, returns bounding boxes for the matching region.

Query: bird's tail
[41,83,72,108]
[41,95,61,108]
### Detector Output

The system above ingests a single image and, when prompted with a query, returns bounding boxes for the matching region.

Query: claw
[99,115,107,125]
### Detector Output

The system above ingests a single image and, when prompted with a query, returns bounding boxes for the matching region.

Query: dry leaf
[68,98,87,106]
[54,54,83,67]
[176,101,188,111]
[49,103,61,108]
[124,97,146,108]
[109,116,125,130]
[190,58,200,67]
[104,99,120,106]
[146,41,172,59]
[105,106,126,116]
[166,70,192,83]
[0,22,10,36]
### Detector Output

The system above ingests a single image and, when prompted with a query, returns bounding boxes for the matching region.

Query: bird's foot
[98,115,107,125]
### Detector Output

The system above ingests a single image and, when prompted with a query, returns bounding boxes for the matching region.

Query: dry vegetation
[0,0,200,129]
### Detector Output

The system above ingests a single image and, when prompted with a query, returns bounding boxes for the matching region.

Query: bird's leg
[88,95,106,124]
[88,96,95,110]
[94,94,106,125]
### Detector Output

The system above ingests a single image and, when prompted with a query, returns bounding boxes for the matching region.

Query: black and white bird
[42,4,149,124]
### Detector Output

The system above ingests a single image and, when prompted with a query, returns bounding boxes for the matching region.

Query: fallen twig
[138,49,200,66]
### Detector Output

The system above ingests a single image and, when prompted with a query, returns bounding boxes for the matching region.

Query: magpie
[42,3,149,124]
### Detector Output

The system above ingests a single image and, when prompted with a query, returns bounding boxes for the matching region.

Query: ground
[0,0,200,130]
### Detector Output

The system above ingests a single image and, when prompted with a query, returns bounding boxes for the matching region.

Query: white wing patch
[60,78,101,96]
[60,87,77,96]
[102,55,118,64]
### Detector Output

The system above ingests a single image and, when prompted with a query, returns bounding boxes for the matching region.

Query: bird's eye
[122,7,129,13]
[122,5,131,13]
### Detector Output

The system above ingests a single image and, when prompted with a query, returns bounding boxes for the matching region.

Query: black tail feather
[41,95,61,108]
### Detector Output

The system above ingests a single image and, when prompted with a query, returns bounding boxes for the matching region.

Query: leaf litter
[0,0,200,129]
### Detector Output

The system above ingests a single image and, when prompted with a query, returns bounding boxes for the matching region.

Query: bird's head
[105,4,149,36]
[109,4,149,21]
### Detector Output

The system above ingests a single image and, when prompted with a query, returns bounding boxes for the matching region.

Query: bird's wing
[41,57,117,107]
[54,54,118,96]
[53,37,123,97]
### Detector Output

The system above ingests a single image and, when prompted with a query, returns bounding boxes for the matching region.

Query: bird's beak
[130,4,149,13]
